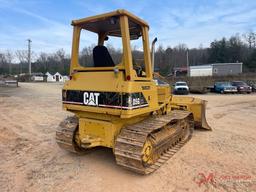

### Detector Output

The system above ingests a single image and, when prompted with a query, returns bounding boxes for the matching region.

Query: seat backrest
[93,45,115,67]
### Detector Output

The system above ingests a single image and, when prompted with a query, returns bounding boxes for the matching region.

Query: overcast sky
[0,0,256,54]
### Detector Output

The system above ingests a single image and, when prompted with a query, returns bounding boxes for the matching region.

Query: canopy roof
[71,9,149,39]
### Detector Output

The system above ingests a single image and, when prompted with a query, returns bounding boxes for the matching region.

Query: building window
[214,68,218,73]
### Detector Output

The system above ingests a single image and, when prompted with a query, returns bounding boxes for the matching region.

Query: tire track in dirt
[1,84,256,192]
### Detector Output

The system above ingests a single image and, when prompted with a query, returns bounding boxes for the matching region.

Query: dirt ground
[0,83,255,192]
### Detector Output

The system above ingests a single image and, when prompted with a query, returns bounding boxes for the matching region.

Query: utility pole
[186,48,189,77]
[27,39,32,75]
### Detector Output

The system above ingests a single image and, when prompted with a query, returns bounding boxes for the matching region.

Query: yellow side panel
[79,118,121,148]
[63,71,160,119]
[157,85,170,104]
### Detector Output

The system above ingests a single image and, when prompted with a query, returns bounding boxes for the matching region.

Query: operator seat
[93,45,115,67]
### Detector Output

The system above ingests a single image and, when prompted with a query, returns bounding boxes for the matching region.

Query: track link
[114,110,194,174]
[56,116,84,153]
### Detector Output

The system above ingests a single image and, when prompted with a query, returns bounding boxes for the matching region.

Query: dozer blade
[170,96,212,130]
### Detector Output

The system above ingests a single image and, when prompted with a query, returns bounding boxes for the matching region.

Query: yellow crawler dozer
[56,9,211,174]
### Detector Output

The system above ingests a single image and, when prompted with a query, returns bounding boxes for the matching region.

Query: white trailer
[189,65,213,77]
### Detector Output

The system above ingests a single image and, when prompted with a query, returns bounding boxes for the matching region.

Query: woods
[1,31,256,76]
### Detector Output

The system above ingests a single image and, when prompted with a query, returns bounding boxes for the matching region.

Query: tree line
[0,31,256,76]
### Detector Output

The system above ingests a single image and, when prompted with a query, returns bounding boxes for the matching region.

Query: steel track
[56,116,84,153]
[114,110,194,174]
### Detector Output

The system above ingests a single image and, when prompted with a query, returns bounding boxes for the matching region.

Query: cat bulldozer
[56,9,211,174]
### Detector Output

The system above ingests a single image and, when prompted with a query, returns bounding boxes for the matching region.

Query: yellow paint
[170,96,211,130]
[142,140,154,165]
[63,9,211,150]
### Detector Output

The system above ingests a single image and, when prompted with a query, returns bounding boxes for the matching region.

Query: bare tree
[37,52,48,72]
[79,45,95,67]
[55,49,66,72]
[0,53,6,65]
[243,31,256,49]
[16,50,28,73]
[5,50,13,74]
[0,53,7,74]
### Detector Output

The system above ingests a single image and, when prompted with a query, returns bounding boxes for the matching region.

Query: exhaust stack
[151,37,157,73]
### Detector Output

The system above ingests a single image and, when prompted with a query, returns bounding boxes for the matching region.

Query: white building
[53,72,63,82]
[45,72,55,82]
[31,73,45,82]
[62,75,70,82]
[45,72,69,82]
[189,65,213,77]
[189,63,243,77]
